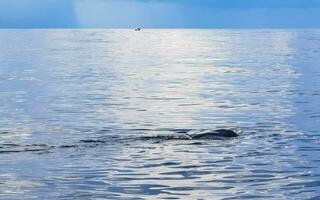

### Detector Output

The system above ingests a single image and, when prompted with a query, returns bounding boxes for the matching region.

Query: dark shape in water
[189,129,239,139]
[139,133,192,141]
[135,27,142,31]
[140,129,239,141]
[0,129,239,155]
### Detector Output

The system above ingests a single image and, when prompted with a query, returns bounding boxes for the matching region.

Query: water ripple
[0,29,320,199]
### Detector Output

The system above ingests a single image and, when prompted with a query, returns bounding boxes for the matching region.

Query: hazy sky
[0,0,320,28]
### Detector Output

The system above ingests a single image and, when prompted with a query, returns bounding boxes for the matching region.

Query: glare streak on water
[0,29,320,199]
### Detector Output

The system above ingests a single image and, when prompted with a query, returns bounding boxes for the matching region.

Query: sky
[0,0,320,28]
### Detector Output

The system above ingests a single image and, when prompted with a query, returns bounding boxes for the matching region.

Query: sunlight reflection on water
[0,29,319,199]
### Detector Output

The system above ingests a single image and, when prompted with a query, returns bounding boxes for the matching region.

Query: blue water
[0,29,319,199]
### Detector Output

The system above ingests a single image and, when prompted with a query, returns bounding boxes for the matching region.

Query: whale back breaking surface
[0,129,239,154]
[189,129,239,139]
[139,129,239,141]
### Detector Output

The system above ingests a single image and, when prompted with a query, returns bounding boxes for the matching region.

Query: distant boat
[134,27,142,31]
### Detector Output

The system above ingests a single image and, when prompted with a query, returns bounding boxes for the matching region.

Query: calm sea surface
[0,30,320,199]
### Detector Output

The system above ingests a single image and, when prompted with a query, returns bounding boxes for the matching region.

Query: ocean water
[0,29,319,199]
